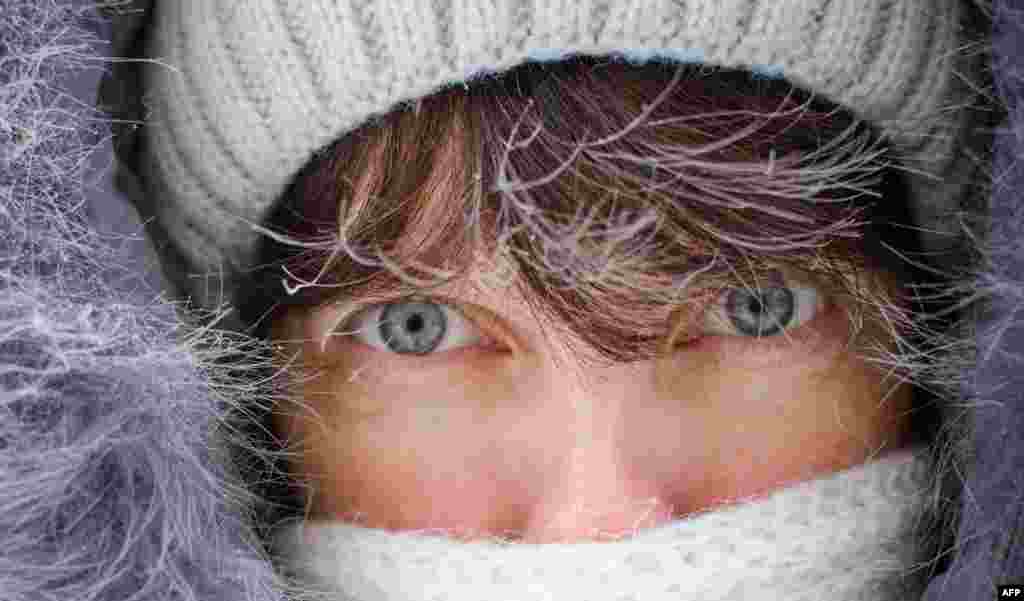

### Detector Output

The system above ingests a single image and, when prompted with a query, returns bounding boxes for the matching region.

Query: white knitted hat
[135,0,984,328]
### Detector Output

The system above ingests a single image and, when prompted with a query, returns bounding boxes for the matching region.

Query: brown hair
[241,56,930,373]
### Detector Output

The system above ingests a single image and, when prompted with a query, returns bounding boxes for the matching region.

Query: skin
[268,259,918,544]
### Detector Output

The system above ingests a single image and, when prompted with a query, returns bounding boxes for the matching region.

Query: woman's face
[269,253,917,544]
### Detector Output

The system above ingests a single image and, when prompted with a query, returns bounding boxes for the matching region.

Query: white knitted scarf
[271,445,933,601]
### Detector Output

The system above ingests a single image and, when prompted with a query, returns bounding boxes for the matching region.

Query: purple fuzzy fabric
[921,0,1024,596]
[0,2,291,600]
[0,1,1020,600]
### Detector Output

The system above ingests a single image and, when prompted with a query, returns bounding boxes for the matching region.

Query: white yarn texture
[271,446,932,601]
[136,0,983,324]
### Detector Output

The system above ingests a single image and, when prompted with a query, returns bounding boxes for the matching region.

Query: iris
[724,286,795,337]
[378,301,448,354]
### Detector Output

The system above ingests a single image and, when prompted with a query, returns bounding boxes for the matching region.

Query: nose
[514,459,680,544]
[496,360,685,544]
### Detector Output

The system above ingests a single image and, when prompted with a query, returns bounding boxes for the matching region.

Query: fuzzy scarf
[271,446,931,601]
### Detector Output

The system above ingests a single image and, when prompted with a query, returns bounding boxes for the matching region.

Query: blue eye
[346,299,485,355]
[704,273,824,338]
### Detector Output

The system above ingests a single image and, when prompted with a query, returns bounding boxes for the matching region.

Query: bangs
[243,56,926,367]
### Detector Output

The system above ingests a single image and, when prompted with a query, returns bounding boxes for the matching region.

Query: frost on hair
[239,57,958,401]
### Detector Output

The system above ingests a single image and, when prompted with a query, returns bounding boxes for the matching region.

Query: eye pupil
[407,315,424,332]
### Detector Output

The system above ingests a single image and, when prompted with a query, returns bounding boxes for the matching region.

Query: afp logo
[1000,585,1024,598]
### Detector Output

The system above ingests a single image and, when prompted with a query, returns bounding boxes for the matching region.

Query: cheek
[272,348,531,528]
[639,344,916,508]
[277,394,543,535]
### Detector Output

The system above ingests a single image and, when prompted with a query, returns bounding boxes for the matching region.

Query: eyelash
[335,275,827,358]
